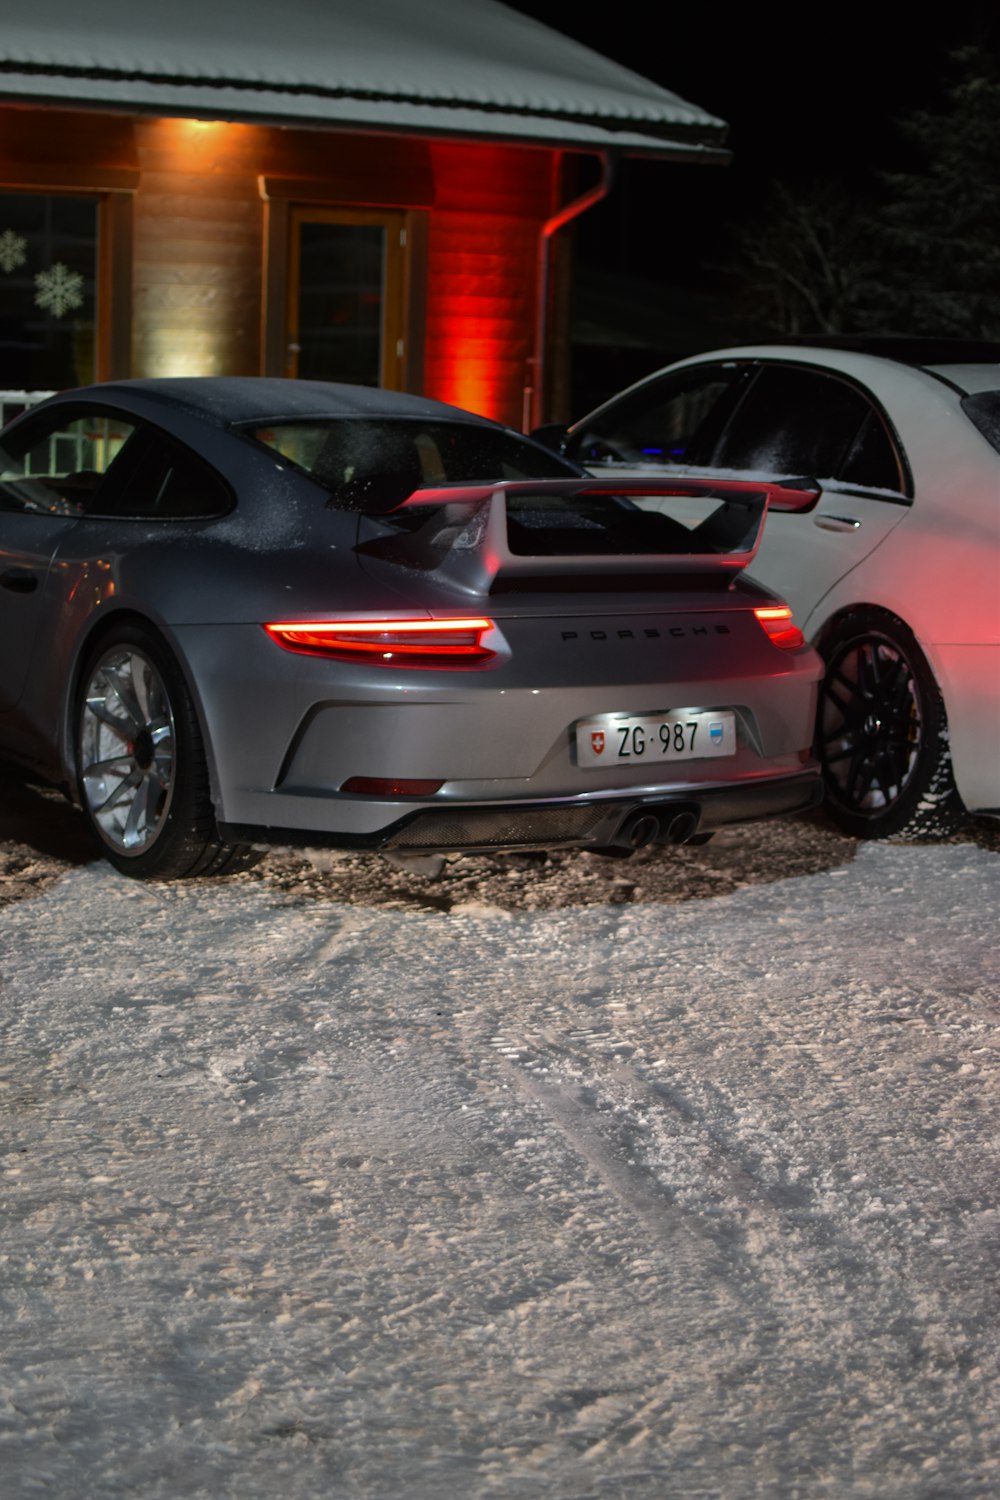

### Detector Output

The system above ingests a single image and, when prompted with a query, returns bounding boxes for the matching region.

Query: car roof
[577,338,1000,418]
[925,364,1000,394]
[741,337,1000,398]
[34,377,499,429]
[725,335,1000,368]
[707,337,1000,396]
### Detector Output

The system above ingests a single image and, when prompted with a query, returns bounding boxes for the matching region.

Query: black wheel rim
[818,632,922,819]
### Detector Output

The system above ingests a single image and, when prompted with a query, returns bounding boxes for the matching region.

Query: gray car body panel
[0,378,823,853]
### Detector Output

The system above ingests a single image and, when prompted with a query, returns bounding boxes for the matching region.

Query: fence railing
[0,390,55,429]
[0,393,135,481]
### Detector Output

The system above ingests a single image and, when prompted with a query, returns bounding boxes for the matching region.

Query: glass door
[287,208,406,388]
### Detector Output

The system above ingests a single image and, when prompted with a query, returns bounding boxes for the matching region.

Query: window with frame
[85,430,233,520]
[0,407,231,519]
[0,410,134,514]
[962,391,1000,456]
[0,192,98,391]
[566,364,749,469]
[712,365,903,490]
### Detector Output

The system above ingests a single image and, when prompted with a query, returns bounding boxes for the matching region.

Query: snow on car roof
[43,378,505,428]
[0,0,727,159]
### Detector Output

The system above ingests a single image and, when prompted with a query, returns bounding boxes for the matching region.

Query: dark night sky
[506,2,1000,200]
[503,3,1000,270]
[503,2,1000,405]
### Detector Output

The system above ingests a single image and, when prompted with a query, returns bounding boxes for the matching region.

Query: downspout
[526,149,616,431]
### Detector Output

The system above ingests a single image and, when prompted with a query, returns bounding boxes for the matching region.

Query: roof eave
[0,71,730,164]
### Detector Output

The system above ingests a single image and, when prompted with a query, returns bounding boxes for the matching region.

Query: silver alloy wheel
[79,645,177,854]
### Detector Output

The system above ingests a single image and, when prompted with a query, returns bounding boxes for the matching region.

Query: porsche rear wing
[356,476,818,592]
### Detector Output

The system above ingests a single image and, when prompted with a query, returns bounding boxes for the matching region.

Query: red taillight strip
[754,605,806,651]
[263,617,496,664]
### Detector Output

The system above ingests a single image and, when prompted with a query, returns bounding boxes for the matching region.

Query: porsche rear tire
[816,608,966,840]
[75,624,261,880]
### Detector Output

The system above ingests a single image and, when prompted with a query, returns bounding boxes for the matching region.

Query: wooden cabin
[0,0,726,428]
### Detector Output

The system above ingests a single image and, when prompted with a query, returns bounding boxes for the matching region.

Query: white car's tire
[816,608,966,840]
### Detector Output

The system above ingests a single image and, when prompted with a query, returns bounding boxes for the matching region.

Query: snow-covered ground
[1,777,999,1499]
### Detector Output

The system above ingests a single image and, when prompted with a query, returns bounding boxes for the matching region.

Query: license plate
[575,710,736,767]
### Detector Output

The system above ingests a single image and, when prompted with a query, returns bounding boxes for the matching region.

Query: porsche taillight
[753,605,806,651]
[263,617,496,666]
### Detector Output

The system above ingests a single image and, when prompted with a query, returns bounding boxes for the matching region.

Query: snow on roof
[0,0,729,159]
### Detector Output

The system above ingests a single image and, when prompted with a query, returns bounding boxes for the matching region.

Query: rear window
[962,391,1000,454]
[245,418,578,510]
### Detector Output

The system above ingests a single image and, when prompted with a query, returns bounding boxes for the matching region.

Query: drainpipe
[525,149,616,432]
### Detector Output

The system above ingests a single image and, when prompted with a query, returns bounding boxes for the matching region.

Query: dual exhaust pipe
[601,804,701,855]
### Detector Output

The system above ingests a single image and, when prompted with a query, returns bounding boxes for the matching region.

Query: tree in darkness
[873,45,1000,337]
[724,45,1000,340]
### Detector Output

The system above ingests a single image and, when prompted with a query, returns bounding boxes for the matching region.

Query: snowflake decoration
[0,229,27,274]
[35,262,84,319]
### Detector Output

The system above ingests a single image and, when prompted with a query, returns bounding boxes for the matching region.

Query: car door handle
[814,513,862,532]
[0,568,38,593]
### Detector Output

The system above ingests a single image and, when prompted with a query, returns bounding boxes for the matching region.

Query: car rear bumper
[927,641,1000,815]
[218,767,822,854]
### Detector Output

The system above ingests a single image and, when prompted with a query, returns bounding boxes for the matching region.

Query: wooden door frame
[263,201,414,389]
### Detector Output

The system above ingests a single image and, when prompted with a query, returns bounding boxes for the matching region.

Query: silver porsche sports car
[0,379,822,879]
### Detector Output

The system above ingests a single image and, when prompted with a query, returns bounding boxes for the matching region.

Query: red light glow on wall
[430,299,519,421]
[424,214,535,423]
[424,146,550,428]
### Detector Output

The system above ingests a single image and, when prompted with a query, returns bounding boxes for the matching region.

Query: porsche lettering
[561,625,732,642]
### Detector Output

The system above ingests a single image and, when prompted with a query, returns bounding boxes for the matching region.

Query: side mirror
[529,422,569,454]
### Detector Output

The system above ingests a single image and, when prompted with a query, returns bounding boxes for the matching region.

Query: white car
[545,339,1000,838]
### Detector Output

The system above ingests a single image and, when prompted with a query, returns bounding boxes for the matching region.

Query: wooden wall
[424,142,554,426]
[132,120,263,378]
[0,106,571,428]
